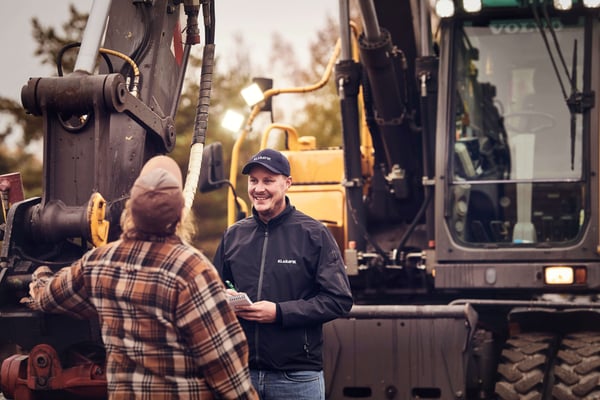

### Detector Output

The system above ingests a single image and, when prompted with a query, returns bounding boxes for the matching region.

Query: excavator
[199,0,600,398]
[0,0,214,398]
[1,0,599,399]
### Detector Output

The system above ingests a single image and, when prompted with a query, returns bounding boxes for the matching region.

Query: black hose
[191,44,214,146]
[56,42,113,76]
[191,0,216,146]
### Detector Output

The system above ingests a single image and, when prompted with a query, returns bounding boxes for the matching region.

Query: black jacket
[213,199,353,371]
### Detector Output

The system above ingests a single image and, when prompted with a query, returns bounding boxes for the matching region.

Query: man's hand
[234,301,277,323]
[20,266,54,309]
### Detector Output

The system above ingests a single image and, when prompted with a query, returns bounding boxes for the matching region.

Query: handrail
[259,124,300,151]
[227,39,342,226]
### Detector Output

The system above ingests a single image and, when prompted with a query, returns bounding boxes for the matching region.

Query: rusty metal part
[1,344,106,400]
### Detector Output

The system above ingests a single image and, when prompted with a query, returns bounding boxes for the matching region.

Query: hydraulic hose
[183,0,215,214]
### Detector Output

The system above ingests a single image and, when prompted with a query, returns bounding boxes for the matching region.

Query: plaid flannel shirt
[31,236,257,400]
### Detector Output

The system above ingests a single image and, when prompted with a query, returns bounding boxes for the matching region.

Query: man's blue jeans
[250,369,325,399]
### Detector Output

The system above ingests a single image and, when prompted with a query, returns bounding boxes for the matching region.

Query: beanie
[129,156,184,235]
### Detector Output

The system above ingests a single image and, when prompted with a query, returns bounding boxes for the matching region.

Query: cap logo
[241,149,290,176]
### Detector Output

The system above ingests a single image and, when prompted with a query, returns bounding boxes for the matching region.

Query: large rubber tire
[495,332,555,400]
[552,331,600,399]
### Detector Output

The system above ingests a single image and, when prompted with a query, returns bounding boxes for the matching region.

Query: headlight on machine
[544,266,587,285]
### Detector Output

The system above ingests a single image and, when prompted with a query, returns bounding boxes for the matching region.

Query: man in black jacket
[213,148,353,399]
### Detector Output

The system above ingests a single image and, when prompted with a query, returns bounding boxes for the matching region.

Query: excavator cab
[439,8,589,253]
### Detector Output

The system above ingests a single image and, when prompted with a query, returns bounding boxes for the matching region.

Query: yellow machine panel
[283,149,347,249]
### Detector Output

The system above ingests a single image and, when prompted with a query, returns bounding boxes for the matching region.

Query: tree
[0,5,342,260]
[273,15,343,149]
[0,6,88,146]
[0,6,88,198]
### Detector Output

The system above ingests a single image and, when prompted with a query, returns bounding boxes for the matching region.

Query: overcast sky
[0,0,339,102]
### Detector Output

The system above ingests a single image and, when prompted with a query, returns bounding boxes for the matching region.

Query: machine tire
[552,331,600,399]
[495,332,555,400]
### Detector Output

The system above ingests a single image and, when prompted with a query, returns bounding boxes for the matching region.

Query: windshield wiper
[532,1,594,169]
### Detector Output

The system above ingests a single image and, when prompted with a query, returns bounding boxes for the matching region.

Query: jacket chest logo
[277,259,297,264]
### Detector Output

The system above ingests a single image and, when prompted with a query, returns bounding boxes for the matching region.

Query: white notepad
[227,293,253,307]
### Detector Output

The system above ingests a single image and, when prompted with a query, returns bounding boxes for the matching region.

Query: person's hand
[20,266,53,309]
[234,300,277,323]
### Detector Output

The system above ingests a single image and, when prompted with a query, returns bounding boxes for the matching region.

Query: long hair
[120,199,193,242]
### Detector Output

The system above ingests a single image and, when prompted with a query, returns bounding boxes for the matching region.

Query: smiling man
[243,149,292,223]
[213,148,353,400]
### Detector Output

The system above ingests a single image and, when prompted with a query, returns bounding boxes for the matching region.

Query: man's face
[247,165,291,223]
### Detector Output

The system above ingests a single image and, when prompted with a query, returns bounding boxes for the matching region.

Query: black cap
[242,148,290,176]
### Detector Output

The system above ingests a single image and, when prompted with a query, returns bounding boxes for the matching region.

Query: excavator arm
[0,1,213,398]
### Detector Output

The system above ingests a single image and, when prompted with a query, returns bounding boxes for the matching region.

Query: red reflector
[574,267,587,284]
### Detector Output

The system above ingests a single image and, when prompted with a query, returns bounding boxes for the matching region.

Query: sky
[0,1,339,102]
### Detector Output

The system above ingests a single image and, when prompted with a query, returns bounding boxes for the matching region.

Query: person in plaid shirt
[28,155,258,400]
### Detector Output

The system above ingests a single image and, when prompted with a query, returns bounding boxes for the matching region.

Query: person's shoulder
[174,241,212,262]
[287,208,339,244]
[290,207,325,228]
[84,238,124,258]
[173,244,219,278]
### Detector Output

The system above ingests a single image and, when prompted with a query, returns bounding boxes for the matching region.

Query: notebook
[227,292,253,307]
